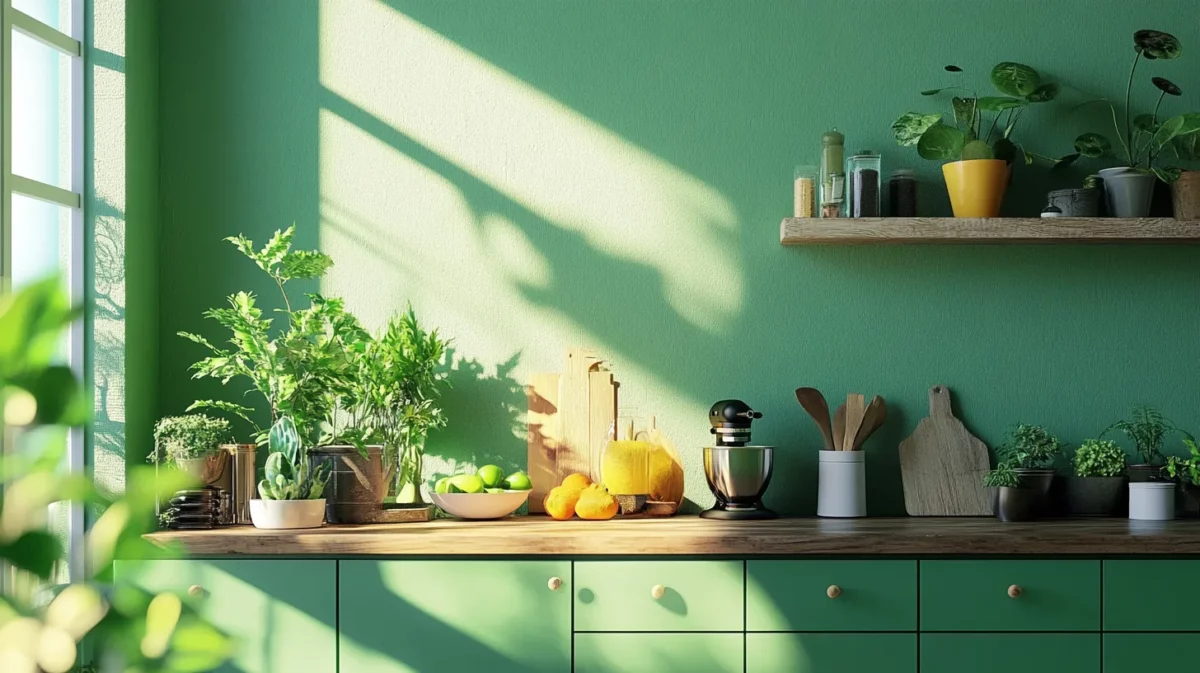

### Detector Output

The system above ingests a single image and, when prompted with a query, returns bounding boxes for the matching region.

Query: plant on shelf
[1103,405,1177,468]
[1166,437,1200,487]
[258,416,329,501]
[1065,438,1128,517]
[1072,438,1126,477]
[149,413,231,465]
[996,423,1062,470]
[983,462,1020,488]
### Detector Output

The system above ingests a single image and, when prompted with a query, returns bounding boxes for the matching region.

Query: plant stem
[1141,90,1169,168]
[985,112,1001,144]
[1123,51,1140,165]
[1107,101,1131,167]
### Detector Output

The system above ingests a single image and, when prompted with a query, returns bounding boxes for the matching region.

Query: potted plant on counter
[1167,437,1200,512]
[892,62,1060,216]
[150,413,232,486]
[984,462,1039,522]
[1103,405,1176,482]
[996,423,1062,496]
[1065,439,1127,516]
[251,416,330,529]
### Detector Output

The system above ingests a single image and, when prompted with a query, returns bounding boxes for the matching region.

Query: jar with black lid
[888,169,918,217]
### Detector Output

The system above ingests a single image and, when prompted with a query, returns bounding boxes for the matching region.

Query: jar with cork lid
[819,130,845,218]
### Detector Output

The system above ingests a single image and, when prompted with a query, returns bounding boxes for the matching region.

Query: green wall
[157,0,1200,515]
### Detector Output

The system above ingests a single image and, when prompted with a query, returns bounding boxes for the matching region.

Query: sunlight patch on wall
[317,0,742,333]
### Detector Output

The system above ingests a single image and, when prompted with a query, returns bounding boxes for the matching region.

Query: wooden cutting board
[898,385,992,516]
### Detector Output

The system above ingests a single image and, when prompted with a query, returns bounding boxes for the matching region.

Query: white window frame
[2,0,86,584]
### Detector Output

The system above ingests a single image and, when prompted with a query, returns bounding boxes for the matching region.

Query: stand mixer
[699,400,777,520]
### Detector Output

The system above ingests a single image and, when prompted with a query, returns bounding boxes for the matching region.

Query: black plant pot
[1127,464,1166,483]
[1014,468,1055,495]
[1064,476,1127,517]
[994,486,1041,522]
[309,445,386,524]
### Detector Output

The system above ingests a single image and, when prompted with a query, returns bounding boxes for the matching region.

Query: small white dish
[249,499,326,529]
[430,490,530,520]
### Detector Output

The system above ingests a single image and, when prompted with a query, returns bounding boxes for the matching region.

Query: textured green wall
[158,0,1200,515]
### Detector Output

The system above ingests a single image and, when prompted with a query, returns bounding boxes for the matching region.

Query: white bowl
[430,490,530,520]
[249,499,326,529]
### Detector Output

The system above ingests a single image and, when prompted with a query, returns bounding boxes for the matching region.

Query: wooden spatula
[795,387,835,451]
[850,395,887,451]
[832,403,847,451]
[842,393,866,451]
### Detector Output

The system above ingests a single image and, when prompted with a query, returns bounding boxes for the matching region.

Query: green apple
[477,464,505,489]
[434,477,452,494]
[450,473,485,494]
[502,471,532,491]
[485,487,507,494]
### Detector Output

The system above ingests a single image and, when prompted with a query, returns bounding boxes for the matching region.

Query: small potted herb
[984,462,1039,522]
[251,416,330,529]
[1065,439,1127,516]
[1167,437,1200,510]
[995,423,1062,496]
[1103,406,1176,482]
[150,414,232,485]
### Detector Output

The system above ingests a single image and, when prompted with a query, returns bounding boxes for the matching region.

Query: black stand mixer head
[700,400,777,520]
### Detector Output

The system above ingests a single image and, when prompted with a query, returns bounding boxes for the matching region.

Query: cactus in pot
[251,416,331,529]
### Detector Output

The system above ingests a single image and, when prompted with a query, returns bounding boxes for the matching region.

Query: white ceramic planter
[817,450,866,518]
[1128,483,1175,521]
[249,499,327,529]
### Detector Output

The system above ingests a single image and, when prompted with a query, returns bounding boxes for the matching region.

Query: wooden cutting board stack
[898,385,993,516]
[526,349,618,514]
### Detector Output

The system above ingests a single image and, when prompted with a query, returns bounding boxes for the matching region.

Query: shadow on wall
[92,198,127,499]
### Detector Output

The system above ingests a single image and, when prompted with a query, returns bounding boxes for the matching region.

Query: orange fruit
[544,485,581,520]
[560,473,591,492]
[575,484,619,520]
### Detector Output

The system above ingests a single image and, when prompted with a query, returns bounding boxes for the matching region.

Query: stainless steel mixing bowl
[702,445,774,510]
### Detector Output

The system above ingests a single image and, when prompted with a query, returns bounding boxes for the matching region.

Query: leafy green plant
[1166,437,1200,486]
[996,423,1063,469]
[258,416,330,500]
[1103,405,1178,465]
[893,62,1061,164]
[149,413,231,465]
[983,462,1021,488]
[1072,30,1200,181]
[1072,439,1127,477]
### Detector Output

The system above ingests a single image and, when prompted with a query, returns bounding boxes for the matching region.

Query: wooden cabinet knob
[651,584,667,600]
[187,585,205,598]
[826,585,842,599]
[1008,584,1022,598]
[547,577,563,591]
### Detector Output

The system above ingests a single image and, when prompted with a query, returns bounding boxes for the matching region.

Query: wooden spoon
[850,395,887,451]
[832,403,847,451]
[794,387,835,451]
[842,393,866,451]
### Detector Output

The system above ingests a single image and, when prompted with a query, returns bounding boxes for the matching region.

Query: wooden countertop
[143,516,1200,557]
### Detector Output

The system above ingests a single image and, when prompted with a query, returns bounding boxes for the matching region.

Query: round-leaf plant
[1073,439,1126,477]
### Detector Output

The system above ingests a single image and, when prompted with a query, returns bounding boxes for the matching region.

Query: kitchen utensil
[842,393,865,451]
[898,385,992,516]
[700,400,776,520]
[794,387,835,451]
[224,443,257,525]
[832,404,847,451]
[431,490,531,520]
[849,395,887,451]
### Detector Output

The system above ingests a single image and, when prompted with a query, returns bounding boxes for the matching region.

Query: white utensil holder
[1128,482,1175,521]
[818,450,866,518]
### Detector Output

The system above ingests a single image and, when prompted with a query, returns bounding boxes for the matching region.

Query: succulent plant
[257,416,330,500]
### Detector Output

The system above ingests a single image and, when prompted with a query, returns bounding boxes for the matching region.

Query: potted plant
[995,423,1062,498]
[1065,439,1127,516]
[892,62,1060,216]
[149,414,232,486]
[1103,405,1177,482]
[1072,30,1200,217]
[984,462,1039,522]
[251,416,330,529]
[1167,437,1200,512]
[1162,130,1200,219]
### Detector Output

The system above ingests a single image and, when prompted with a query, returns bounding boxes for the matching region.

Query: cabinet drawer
[1104,634,1200,672]
[340,561,570,673]
[747,634,915,673]
[574,561,743,632]
[921,634,1100,673]
[114,560,336,673]
[1104,560,1200,630]
[747,560,915,631]
[920,560,1100,631]
[574,633,743,673]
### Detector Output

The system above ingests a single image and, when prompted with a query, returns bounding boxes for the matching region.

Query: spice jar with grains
[819,130,845,218]
[847,151,881,218]
[793,165,817,218]
[888,169,918,217]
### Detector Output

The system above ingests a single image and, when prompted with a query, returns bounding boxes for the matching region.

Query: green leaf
[1134,30,1181,60]
[917,123,965,161]
[279,250,334,281]
[892,112,943,146]
[0,530,63,579]
[1074,132,1112,158]
[952,98,976,131]
[991,62,1040,97]
[1025,82,1059,103]
[961,139,995,160]
[11,364,89,426]
[920,89,943,96]
[1133,114,1160,134]
[1153,167,1182,183]
[1175,132,1199,161]
[1151,115,1186,151]
[1053,153,1081,171]
[977,96,1027,111]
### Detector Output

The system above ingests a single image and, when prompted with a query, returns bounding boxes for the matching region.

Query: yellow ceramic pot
[942,159,1009,217]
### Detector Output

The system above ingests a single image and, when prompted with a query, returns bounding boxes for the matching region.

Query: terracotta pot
[942,159,1009,217]
[1171,171,1200,219]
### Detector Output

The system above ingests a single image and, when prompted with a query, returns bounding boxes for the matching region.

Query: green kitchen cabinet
[921,634,1100,673]
[1103,633,1200,671]
[1103,560,1200,630]
[921,560,1100,631]
[574,633,743,673]
[574,560,743,632]
[339,560,571,673]
[746,633,916,673]
[114,560,336,673]
[746,560,916,631]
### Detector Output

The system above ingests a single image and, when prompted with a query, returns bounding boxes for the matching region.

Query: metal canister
[223,443,257,524]
[1047,187,1100,217]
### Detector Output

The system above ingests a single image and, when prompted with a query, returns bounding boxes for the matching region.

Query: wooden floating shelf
[779,217,1200,245]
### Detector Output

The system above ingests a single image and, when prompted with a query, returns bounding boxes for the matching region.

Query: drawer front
[340,560,570,673]
[747,634,915,673]
[921,560,1100,631]
[921,634,1100,673]
[1104,560,1200,630]
[114,560,336,673]
[574,561,743,632]
[1104,634,1200,672]
[747,560,916,631]
[574,633,743,673]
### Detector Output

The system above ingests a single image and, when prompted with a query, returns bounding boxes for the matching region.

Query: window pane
[12,30,73,189]
[13,0,71,36]
[12,193,72,291]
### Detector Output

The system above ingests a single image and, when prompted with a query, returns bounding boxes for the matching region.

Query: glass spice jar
[847,151,882,218]
[793,165,817,218]
[819,130,845,218]
[888,169,918,217]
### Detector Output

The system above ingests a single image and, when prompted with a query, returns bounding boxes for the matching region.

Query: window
[3,0,84,584]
